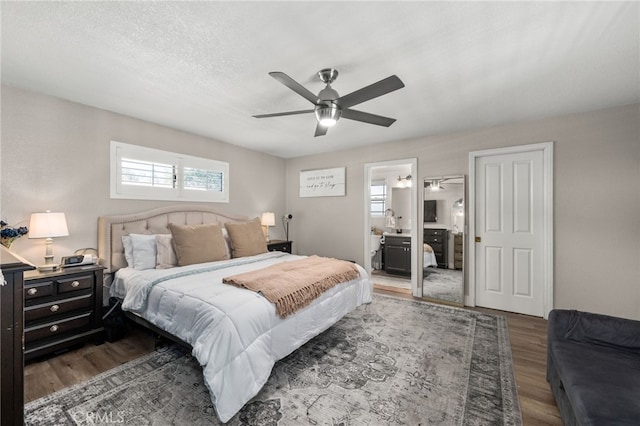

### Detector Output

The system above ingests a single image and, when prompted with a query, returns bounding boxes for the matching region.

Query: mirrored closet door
[422,176,465,305]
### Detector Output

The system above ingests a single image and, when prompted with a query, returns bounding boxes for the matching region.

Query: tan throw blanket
[223,255,360,318]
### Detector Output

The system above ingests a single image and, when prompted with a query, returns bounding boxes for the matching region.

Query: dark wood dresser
[1,247,34,426]
[424,228,448,268]
[23,264,104,361]
[267,240,293,254]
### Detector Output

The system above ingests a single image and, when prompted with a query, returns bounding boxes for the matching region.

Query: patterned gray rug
[423,268,464,304]
[25,294,522,425]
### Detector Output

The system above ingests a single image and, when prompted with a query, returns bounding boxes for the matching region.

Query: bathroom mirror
[391,187,411,231]
[422,176,465,306]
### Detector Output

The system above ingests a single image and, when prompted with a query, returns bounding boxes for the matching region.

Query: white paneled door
[472,144,551,317]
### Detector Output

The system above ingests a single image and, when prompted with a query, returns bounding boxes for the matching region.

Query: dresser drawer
[426,236,445,244]
[429,243,443,254]
[25,294,92,322]
[57,274,93,294]
[24,281,54,300]
[25,312,91,343]
[424,228,447,237]
[267,241,292,253]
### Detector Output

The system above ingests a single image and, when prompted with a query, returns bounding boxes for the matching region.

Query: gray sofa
[547,309,640,425]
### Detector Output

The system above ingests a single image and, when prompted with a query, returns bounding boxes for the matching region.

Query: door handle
[475,236,481,243]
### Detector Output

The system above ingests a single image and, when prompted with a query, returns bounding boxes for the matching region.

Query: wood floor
[24,288,562,425]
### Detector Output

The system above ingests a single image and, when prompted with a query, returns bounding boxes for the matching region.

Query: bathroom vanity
[383,235,411,276]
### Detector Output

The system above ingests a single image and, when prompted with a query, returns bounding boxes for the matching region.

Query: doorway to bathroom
[363,158,418,296]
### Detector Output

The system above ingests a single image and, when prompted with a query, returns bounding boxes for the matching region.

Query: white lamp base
[37,263,59,272]
[38,237,59,271]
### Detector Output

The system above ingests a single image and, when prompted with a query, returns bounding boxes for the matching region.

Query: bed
[97,204,373,422]
[423,243,438,268]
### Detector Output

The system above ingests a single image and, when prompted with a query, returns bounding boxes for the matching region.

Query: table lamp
[28,211,69,271]
[261,211,275,242]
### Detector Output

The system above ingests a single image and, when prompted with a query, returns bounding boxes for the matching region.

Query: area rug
[423,268,464,304]
[25,294,522,425]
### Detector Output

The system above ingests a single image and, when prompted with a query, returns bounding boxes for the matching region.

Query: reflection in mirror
[422,176,465,306]
[369,164,413,295]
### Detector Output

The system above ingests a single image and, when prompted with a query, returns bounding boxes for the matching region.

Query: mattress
[114,251,373,422]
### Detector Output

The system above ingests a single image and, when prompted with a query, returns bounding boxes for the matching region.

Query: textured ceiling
[2,2,638,158]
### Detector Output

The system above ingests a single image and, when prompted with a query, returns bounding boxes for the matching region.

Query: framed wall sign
[299,167,346,197]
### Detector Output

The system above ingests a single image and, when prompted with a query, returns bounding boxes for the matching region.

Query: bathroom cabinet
[384,235,411,276]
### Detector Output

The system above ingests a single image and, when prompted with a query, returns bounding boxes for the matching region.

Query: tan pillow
[224,218,268,258]
[167,223,228,266]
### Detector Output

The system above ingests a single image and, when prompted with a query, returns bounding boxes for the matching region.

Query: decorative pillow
[130,234,157,270]
[168,223,228,266]
[156,234,178,269]
[122,235,134,267]
[224,218,268,258]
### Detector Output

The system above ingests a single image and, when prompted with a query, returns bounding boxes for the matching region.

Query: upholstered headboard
[98,204,249,273]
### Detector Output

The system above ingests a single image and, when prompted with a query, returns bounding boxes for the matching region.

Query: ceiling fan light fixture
[315,103,341,127]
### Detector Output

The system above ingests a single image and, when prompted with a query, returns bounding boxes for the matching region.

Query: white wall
[2,85,638,320]
[0,85,287,266]
[286,104,640,320]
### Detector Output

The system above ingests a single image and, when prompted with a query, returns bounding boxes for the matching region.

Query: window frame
[110,141,229,203]
[370,179,387,217]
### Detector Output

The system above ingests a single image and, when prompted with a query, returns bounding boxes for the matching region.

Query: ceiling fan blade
[314,123,328,137]
[336,75,405,109]
[341,108,396,127]
[269,72,318,104]
[253,109,314,118]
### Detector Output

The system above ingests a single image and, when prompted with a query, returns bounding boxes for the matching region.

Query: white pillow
[156,234,178,269]
[221,228,232,260]
[122,235,133,267]
[130,234,157,270]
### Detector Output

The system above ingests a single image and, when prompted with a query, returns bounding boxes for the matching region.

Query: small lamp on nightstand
[261,211,275,242]
[28,210,69,271]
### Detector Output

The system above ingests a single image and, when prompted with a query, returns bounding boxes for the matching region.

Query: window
[370,180,387,216]
[110,141,229,202]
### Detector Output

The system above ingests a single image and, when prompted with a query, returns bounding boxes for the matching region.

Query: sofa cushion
[547,309,640,425]
[550,330,640,425]
[564,310,640,353]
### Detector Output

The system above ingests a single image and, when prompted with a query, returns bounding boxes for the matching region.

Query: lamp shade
[261,212,276,227]
[28,212,69,239]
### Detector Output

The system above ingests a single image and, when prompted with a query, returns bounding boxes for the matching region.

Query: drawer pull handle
[50,325,59,333]
[27,288,38,295]
[71,281,80,288]
[50,304,60,312]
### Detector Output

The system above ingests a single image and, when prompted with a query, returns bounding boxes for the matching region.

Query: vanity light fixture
[28,210,69,271]
[261,211,276,242]
[397,175,412,188]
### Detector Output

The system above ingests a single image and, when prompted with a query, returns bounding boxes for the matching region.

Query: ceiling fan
[253,68,405,137]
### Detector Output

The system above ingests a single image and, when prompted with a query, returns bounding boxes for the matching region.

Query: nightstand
[267,240,293,254]
[23,264,105,361]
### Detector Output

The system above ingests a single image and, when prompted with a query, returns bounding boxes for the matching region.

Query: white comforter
[114,251,373,422]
